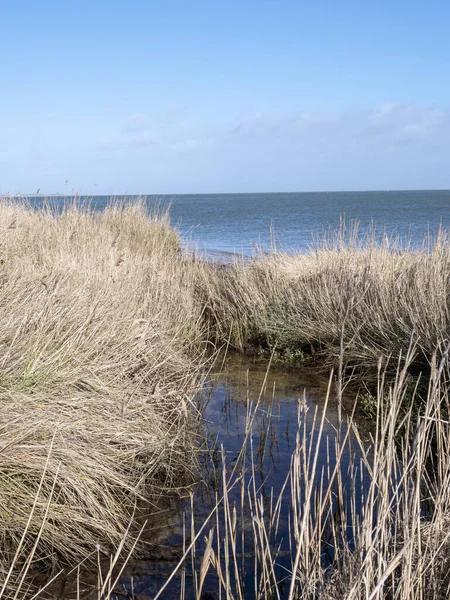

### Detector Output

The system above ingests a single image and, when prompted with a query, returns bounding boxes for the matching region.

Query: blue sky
[1,0,450,194]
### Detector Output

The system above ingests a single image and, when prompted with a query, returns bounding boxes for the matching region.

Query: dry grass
[3,200,450,597]
[0,199,208,588]
[197,227,450,375]
[165,345,450,600]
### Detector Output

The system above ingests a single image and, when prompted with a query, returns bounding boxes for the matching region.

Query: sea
[24,189,450,260]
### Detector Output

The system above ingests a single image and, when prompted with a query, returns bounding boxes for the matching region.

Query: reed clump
[197,229,450,376]
[162,346,450,600]
[0,200,207,582]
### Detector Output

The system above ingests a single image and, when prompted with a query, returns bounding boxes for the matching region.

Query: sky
[1,0,450,195]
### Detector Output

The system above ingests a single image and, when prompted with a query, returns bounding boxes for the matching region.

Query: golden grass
[0,199,207,587]
[197,228,450,374]
[3,200,450,597]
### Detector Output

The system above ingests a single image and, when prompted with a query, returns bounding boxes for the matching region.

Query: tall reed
[163,346,450,599]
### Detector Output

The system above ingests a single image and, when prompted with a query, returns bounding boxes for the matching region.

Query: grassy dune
[198,230,450,376]
[2,199,450,597]
[0,200,207,590]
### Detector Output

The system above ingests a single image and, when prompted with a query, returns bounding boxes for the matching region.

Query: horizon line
[6,187,450,198]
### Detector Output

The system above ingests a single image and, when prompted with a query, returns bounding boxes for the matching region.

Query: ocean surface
[26,189,450,259]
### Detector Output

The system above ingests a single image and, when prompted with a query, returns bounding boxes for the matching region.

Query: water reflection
[111,355,366,600]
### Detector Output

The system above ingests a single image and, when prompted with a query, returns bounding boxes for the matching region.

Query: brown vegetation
[197,228,450,377]
[0,200,207,593]
[2,199,450,598]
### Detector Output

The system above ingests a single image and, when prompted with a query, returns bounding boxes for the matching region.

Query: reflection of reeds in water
[4,352,450,599]
[154,349,450,600]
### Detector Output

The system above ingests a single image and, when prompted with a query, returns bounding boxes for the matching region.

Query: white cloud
[5,103,449,194]
[119,104,448,158]
[359,104,446,142]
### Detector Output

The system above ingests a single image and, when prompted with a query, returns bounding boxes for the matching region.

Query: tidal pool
[104,354,368,600]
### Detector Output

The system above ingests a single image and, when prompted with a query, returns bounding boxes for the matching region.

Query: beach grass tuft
[0,199,207,587]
